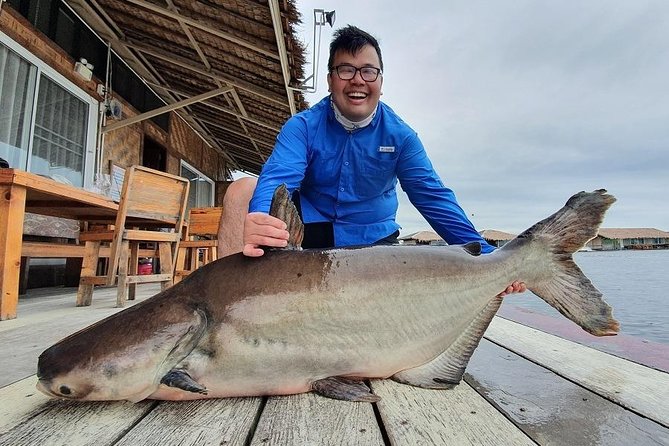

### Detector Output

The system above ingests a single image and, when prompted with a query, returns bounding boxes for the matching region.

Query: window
[180,161,214,210]
[0,34,97,187]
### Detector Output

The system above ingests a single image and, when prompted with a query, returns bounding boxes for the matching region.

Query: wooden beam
[123,0,279,59]
[268,0,296,115]
[200,100,282,132]
[121,39,288,107]
[102,87,232,133]
[198,117,274,148]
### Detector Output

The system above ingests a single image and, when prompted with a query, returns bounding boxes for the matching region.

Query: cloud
[296,0,669,234]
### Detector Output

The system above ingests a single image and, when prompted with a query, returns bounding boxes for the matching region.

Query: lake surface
[502,250,669,345]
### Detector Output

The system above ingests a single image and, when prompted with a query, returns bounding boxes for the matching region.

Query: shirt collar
[330,97,377,131]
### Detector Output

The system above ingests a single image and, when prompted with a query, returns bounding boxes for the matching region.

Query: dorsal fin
[462,241,482,256]
[269,184,304,250]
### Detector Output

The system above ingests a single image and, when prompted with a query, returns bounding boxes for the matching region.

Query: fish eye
[59,385,72,395]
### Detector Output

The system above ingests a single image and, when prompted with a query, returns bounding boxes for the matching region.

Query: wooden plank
[0,376,50,435]
[250,393,384,445]
[0,284,161,387]
[125,274,172,284]
[485,317,669,427]
[466,339,669,445]
[21,242,156,258]
[123,230,180,242]
[22,242,87,258]
[371,379,534,446]
[114,398,262,446]
[0,376,155,445]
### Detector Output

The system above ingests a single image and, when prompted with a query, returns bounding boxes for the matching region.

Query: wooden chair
[76,165,189,307]
[174,206,223,284]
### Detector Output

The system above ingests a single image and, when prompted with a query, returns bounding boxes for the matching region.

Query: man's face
[327,44,383,122]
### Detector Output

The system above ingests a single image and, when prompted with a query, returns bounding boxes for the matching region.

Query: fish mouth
[36,378,81,400]
[36,378,60,398]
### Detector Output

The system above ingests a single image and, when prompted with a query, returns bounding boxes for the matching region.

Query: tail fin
[504,189,619,336]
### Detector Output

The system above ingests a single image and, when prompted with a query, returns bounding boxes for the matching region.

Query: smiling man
[218,26,523,295]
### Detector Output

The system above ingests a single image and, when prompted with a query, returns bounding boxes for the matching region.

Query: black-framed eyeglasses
[332,64,382,82]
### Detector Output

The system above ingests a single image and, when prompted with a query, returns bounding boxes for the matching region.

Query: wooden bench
[19,241,159,294]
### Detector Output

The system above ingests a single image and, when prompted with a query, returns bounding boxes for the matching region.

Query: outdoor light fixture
[291,8,336,93]
[74,58,94,81]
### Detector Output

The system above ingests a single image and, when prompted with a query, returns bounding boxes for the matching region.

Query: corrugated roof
[64,0,307,175]
[596,228,669,239]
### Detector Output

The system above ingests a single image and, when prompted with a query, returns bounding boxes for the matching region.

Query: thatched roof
[399,231,444,243]
[65,0,307,175]
[596,228,669,239]
[479,229,517,242]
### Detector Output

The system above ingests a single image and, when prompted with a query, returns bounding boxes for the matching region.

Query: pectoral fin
[392,296,502,388]
[312,377,380,402]
[160,369,208,395]
[462,241,482,256]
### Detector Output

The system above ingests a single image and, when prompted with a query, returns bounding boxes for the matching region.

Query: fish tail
[503,189,619,336]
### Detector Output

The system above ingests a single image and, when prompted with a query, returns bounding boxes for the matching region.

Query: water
[502,250,669,345]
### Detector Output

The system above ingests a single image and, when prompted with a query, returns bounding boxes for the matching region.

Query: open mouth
[346,92,368,101]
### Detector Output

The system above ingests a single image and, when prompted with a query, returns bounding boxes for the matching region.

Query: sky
[263,0,669,236]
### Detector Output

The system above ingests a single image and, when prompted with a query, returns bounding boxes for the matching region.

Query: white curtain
[0,43,36,169]
[31,75,87,186]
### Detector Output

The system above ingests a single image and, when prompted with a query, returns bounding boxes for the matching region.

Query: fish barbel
[36,187,618,402]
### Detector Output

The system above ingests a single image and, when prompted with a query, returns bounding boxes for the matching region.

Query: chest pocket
[357,150,399,198]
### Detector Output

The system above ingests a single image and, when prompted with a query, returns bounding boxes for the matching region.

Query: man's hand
[242,212,290,257]
[498,281,526,298]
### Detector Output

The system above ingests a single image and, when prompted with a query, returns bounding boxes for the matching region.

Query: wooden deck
[1,285,668,445]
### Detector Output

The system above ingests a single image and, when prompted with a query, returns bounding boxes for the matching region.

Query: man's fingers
[247,212,287,230]
[243,244,266,257]
[497,281,527,298]
[245,234,289,248]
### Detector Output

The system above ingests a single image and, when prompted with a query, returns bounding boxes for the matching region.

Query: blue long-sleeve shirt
[249,96,494,253]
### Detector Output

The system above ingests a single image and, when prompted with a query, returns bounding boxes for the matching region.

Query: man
[218,25,523,295]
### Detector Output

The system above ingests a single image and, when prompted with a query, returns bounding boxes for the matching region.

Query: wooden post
[0,184,27,320]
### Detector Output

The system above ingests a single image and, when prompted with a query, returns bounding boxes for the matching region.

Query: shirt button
[340,187,344,192]
[344,161,350,166]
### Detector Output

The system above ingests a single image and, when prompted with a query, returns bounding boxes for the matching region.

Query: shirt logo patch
[378,146,395,153]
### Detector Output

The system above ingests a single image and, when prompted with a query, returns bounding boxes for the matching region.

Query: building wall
[2,6,230,289]
[1,6,229,182]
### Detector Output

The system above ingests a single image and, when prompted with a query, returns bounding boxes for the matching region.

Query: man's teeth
[348,92,367,99]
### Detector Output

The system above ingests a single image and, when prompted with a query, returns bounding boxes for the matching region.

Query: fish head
[36,339,164,401]
[36,304,208,402]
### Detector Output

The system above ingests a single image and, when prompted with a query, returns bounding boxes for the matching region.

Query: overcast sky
[285,0,668,235]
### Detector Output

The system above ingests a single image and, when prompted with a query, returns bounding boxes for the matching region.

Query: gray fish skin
[36,189,619,402]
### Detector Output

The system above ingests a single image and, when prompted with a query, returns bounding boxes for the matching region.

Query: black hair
[327,25,383,72]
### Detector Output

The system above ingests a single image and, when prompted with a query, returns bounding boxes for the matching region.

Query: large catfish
[37,187,618,402]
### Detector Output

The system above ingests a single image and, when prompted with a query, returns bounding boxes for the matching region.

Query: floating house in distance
[398,231,446,245]
[479,230,516,248]
[586,228,669,250]
[400,228,669,250]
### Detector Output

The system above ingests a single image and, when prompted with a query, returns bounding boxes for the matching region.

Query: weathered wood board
[371,379,534,445]
[485,317,669,428]
[251,393,384,445]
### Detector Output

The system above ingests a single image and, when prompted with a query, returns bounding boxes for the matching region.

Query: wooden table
[0,169,120,320]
